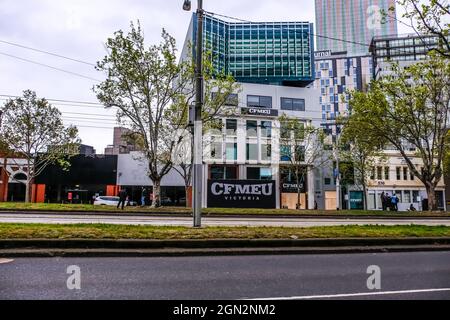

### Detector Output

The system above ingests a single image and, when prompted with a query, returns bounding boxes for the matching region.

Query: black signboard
[207,180,276,208]
[241,107,279,117]
[281,182,307,194]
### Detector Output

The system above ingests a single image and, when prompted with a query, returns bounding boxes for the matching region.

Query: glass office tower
[186,13,315,87]
[315,0,398,55]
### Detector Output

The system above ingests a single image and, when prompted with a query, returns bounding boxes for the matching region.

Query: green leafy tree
[95,22,193,208]
[169,49,241,206]
[0,90,79,203]
[347,54,450,210]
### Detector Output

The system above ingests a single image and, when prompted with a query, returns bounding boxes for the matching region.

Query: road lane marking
[0,259,14,264]
[247,288,450,300]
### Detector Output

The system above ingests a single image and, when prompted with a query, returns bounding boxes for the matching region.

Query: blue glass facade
[191,13,315,87]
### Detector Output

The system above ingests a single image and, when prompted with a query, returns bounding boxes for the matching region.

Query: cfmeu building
[181,13,322,209]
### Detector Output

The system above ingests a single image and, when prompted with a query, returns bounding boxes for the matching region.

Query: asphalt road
[0,212,450,227]
[0,251,449,300]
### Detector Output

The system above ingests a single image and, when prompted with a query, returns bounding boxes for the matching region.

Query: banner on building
[207,180,276,208]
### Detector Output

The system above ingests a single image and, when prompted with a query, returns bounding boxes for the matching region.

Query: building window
[377,167,382,180]
[261,121,272,138]
[247,167,272,180]
[226,119,237,136]
[396,167,401,180]
[226,143,237,161]
[246,120,258,137]
[384,167,390,180]
[246,143,258,160]
[280,145,291,161]
[211,141,222,160]
[212,93,239,106]
[281,98,306,111]
[324,178,331,185]
[403,167,408,181]
[210,165,238,180]
[261,144,272,161]
[247,95,272,108]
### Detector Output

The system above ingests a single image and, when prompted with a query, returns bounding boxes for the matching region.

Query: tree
[340,116,386,210]
[95,22,194,208]
[388,0,449,57]
[0,90,79,203]
[279,115,328,209]
[347,54,450,210]
[168,49,240,207]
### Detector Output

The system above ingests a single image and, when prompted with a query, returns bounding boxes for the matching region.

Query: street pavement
[0,251,449,300]
[0,212,450,227]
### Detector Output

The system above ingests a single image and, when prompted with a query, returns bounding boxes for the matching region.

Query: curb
[1,237,450,249]
[1,245,450,258]
[0,210,449,220]
[1,238,450,258]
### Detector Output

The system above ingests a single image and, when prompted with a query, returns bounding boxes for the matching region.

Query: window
[211,141,222,160]
[246,143,258,160]
[384,167,390,180]
[226,119,237,136]
[226,143,237,161]
[403,167,408,181]
[246,120,257,137]
[247,95,272,108]
[396,167,401,180]
[261,121,272,138]
[261,144,272,161]
[294,146,305,162]
[404,191,411,203]
[212,93,239,106]
[280,122,290,139]
[280,145,291,161]
[377,167,382,180]
[210,165,238,180]
[324,178,331,185]
[280,97,306,111]
[247,167,272,180]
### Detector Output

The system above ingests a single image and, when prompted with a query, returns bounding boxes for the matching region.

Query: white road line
[248,288,450,300]
[0,259,14,264]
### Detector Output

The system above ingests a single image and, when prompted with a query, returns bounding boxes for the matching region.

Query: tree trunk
[185,185,190,208]
[426,183,437,211]
[362,184,368,211]
[296,173,301,210]
[152,179,162,208]
[25,180,31,203]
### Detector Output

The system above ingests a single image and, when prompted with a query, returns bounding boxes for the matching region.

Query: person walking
[391,194,399,212]
[141,188,148,207]
[380,192,387,211]
[117,189,127,210]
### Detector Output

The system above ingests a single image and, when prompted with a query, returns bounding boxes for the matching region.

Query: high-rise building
[181,13,315,87]
[315,0,398,55]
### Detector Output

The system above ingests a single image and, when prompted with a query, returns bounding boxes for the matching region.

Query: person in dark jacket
[117,189,127,210]
[381,192,387,211]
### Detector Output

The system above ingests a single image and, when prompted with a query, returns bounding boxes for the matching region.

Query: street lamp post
[183,0,204,227]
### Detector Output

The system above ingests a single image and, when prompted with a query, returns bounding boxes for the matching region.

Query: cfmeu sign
[207,180,276,208]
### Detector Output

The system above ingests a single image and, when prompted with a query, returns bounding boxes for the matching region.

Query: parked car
[94,196,137,206]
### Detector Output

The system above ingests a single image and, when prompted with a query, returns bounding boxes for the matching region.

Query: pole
[193,0,204,227]
[335,144,341,211]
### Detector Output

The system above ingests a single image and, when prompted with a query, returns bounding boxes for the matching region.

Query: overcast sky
[0,0,410,152]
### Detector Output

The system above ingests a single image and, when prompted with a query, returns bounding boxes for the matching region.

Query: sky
[0,0,411,153]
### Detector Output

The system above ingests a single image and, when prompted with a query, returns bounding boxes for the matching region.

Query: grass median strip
[1,223,450,240]
[0,202,449,217]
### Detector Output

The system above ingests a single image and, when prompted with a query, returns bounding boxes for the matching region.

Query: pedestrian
[386,194,392,211]
[314,200,318,210]
[117,189,127,210]
[380,192,387,211]
[391,194,399,212]
[409,203,417,212]
[141,187,148,207]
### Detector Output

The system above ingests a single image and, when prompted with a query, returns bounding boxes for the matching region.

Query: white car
[93,196,120,206]
[94,196,137,206]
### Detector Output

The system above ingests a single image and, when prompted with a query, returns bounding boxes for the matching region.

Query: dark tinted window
[247,95,272,108]
[281,97,305,111]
